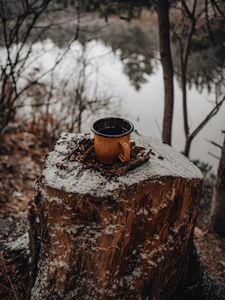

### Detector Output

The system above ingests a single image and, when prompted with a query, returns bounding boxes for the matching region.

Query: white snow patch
[137,208,148,215]
[50,260,69,269]
[104,224,119,235]
[43,132,202,198]
[6,232,29,252]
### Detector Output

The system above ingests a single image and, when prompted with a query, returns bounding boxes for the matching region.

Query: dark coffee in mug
[98,127,127,136]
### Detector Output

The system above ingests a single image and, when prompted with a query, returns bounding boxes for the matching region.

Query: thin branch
[206,139,222,149]
[205,0,215,43]
[13,1,51,70]
[208,151,220,160]
[210,0,225,18]
[1,253,19,300]
[10,4,80,107]
[183,0,197,70]
[190,95,225,141]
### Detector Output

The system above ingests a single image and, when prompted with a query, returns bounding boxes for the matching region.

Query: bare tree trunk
[157,0,174,145]
[177,0,197,156]
[178,38,189,140]
[211,134,225,237]
[184,136,192,157]
[182,73,189,138]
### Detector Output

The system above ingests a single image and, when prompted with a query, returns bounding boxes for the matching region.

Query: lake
[2,9,225,171]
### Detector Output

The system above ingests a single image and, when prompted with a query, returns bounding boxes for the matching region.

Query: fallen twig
[0,252,20,300]
[82,145,94,159]
[59,137,151,177]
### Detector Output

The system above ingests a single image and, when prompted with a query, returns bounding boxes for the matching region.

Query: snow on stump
[28,132,203,300]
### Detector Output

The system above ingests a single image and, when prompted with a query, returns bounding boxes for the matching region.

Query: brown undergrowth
[0,121,54,216]
[0,121,55,299]
[195,177,225,285]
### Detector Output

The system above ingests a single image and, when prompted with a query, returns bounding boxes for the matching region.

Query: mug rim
[91,117,134,138]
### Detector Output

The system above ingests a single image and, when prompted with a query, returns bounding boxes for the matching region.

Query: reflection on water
[1,5,225,170]
[9,37,223,170]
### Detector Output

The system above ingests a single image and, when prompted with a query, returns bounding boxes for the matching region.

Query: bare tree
[54,43,112,134]
[172,0,225,156]
[0,0,80,133]
[184,94,225,155]
[157,0,174,145]
[211,132,225,237]
[0,0,52,131]
[177,0,197,148]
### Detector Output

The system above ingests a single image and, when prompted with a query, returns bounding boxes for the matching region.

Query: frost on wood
[43,132,202,198]
[6,232,29,253]
[29,132,203,300]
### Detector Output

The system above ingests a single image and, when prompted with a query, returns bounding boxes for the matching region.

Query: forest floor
[0,122,54,299]
[0,124,225,298]
[195,177,225,285]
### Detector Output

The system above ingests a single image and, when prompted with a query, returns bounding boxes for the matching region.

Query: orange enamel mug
[91,117,134,164]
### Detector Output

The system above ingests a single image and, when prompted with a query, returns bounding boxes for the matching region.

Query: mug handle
[118,141,130,162]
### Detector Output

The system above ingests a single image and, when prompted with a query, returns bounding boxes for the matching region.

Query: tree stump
[28,132,202,300]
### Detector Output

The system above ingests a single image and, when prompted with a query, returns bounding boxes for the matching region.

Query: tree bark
[211,134,225,237]
[157,0,174,145]
[28,133,202,300]
[179,0,197,157]
[184,136,193,157]
[181,54,189,141]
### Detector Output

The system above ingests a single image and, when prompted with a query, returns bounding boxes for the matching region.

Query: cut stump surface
[29,132,202,300]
